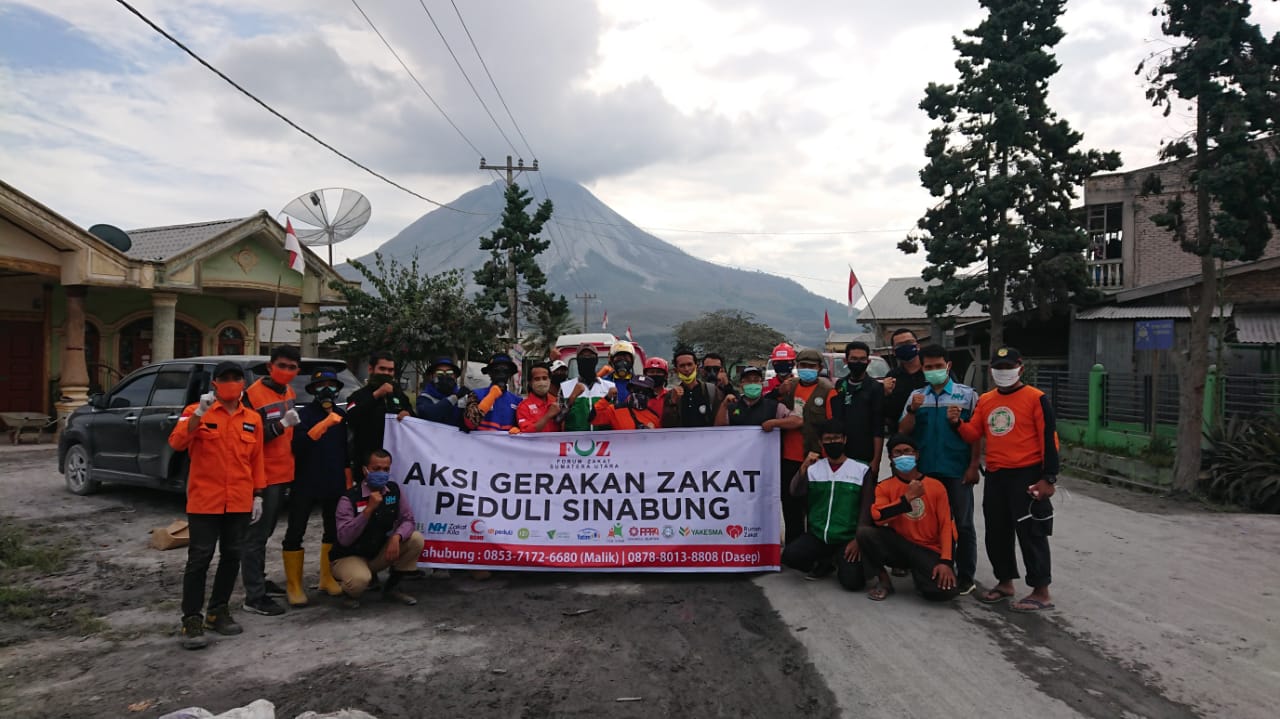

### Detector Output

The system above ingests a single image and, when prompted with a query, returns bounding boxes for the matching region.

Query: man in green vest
[782,420,870,588]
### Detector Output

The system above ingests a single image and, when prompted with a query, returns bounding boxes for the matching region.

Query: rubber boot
[283,549,308,607]
[318,543,343,597]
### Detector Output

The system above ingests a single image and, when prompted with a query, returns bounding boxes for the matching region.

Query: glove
[194,391,216,417]
[281,408,301,428]
[477,385,503,413]
[307,412,343,441]
[250,496,264,524]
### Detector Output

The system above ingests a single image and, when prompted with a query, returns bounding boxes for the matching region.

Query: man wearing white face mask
[954,347,1060,612]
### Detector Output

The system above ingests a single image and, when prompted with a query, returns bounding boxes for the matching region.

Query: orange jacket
[244,379,296,486]
[169,401,266,514]
[592,398,661,430]
[871,475,955,562]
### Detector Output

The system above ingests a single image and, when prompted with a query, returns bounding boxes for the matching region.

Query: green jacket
[803,457,868,544]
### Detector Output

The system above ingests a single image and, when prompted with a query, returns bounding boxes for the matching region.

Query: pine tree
[900,0,1121,352]
[474,183,560,344]
[1141,1,1280,492]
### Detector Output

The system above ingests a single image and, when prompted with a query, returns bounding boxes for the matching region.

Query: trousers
[781,459,807,545]
[183,512,250,617]
[331,532,426,598]
[241,483,285,602]
[281,495,339,551]
[983,466,1053,588]
[780,532,867,590]
[936,475,977,583]
[857,525,958,602]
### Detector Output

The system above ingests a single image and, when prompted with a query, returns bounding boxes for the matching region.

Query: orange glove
[307,411,343,441]
[508,427,522,435]
[478,385,503,413]
[598,364,613,378]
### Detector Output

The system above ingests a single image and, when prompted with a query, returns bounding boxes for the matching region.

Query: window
[218,326,245,355]
[109,372,157,409]
[1087,203,1123,259]
[150,368,193,407]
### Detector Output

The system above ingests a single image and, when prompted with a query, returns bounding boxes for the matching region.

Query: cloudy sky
[4,0,1280,308]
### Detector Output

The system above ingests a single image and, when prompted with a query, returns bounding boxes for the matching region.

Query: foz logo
[558,439,612,457]
[725,525,744,539]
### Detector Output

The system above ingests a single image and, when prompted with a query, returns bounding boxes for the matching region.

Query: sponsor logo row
[423,521,763,542]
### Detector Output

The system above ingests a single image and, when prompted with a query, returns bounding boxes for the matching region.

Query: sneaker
[891,567,909,577]
[957,578,976,596]
[383,589,418,606]
[179,615,208,650]
[205,606,243,636]
[264,580,287,597]
[803,561,835,582]
[243,596,286,616]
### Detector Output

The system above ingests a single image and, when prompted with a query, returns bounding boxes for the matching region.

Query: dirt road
[2,446,1277,718]
[0,448,834,718]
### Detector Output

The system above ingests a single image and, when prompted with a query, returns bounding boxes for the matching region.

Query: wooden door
[0,320,45,412]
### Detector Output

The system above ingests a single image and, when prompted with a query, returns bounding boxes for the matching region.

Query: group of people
[167,331,1060,650]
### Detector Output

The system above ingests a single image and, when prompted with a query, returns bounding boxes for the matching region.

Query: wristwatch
[1043,475,1058,485]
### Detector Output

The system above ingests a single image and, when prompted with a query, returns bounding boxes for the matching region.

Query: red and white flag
[284,219,305,275]
[847,267,865,315]
[601,310,608,330]
[823,310,831,332]
[625,326,633,342]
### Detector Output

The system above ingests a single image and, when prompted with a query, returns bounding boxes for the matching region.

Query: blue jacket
[471,385,523,432]
[902,379,978,479]
[416,384,463,427]
[291,402,348,498]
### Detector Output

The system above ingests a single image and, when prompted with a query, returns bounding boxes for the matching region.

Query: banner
[383,418,782,572]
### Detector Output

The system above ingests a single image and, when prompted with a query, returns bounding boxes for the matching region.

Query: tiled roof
[1234,312,1280,344]
[864,276,988,321]
[124,217,252,261]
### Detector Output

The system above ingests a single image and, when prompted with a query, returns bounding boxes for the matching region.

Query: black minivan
[57,356,359,495]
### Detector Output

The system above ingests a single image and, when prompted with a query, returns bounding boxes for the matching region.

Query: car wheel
[64,444,100,495]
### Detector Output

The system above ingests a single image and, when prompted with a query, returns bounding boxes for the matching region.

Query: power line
[112,0,485,215]
[449,0,535,158]
[555,214,912,236]
[417,0,519,155]
[349,0,483,157]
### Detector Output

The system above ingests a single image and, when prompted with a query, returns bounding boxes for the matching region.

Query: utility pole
[479,155,539,344]
[574,292,597,333]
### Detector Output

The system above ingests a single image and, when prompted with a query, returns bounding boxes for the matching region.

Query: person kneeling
[858,434,959,602]
[781,421,870,590]
[331,449,425,608]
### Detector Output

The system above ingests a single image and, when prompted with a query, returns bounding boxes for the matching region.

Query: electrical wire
[112,0,486,215]
[417,0,520,155]
[449,0,535,158]
[349,0,483,157]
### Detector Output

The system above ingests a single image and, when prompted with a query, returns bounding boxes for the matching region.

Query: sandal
[978,588,1015,604]
[867,584,895,602]
[1011,597,1055,612]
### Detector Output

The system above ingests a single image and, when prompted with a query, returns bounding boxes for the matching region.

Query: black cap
[483,353,518,373]
[991,346,1023,368]
[739,365,764,379]
[212,360,244,380]
[629,375,657,392]
[887,433,919,453]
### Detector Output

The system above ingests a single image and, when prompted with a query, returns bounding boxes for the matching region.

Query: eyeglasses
[889,449,917,458]
[435,370,457,377]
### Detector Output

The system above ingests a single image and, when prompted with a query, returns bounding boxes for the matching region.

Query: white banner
[383,418,782,572]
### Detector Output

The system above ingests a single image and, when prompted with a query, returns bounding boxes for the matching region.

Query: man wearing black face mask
[282,369,348,607]
[463,353,523,432]
[416,357,466,428]
[344,351,414,474]
[561,345,615,431]
[884,328,927,436]
[701,352,735,396]
[832,341,885,480]
[783,421,870,588]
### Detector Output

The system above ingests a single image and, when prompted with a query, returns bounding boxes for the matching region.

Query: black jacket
[344,382,414,469]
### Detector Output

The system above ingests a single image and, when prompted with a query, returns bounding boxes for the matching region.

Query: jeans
[984,466,1053,588]
[182,512,250,617]
[781,532,867,590]
[857,525,958,601]
[241,483,285,602]
[937,475,977,583]
[282,495,339,551]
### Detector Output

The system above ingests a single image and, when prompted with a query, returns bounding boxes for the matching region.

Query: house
[0,180,355,423]
[823,331,875,354]
[862,276,988,348]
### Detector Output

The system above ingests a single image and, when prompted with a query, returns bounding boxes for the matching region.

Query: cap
[991,346,1023,368]
[577,343,599,357]
[886,433,919,453]
[796,348,823,364]
[212,360,244,380]
[643,357,669,373]
[550,359,569,372]
[429,357,457,371]
[739,365,764,379]
[483,353,518,373]
[629,375,657,392]
[305,368,344,393]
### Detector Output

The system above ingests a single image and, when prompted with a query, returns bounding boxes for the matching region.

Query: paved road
[759,479,1280,718]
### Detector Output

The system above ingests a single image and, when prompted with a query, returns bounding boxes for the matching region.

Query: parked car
[822,352,890,381]
[57,356,359,496]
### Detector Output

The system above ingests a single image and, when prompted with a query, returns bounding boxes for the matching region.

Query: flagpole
[851,264,879,325]
[269,273,282,347]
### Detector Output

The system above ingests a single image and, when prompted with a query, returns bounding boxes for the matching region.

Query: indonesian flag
[625,326,633,342]
[601,310,608,330]
[847,267,865,316]
[823,310,831,332]
[284,219,305,275]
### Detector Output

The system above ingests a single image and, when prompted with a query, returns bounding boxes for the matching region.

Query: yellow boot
[283,549,308,607]
[318,543,343,597]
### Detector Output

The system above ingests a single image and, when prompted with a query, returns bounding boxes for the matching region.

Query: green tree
[672,310,786,365]
[474,183,562,344]
[312,253,500,382]
[522,292,578,362]
[1141,0,1280,492]
[900,0,1121,352]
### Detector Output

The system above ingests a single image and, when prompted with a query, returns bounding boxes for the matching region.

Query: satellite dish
[279,188,371,265]
[88,224,132,253]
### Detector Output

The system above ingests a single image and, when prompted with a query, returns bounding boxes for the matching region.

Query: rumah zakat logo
[725,525,744,539]
[557,439,612,457]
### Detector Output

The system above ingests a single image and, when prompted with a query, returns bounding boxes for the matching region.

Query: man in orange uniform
[592,375,662,430]
[774,348,835,544]
[168,360,266,650]
[859,434,958,602]
[954,346,1059,612]
[514,363,562,433]
[240,346,300,616]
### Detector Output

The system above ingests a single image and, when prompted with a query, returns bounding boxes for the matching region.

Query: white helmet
[610,340,636,359]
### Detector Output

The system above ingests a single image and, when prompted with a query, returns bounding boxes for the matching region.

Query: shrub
[1201,415,1280,512]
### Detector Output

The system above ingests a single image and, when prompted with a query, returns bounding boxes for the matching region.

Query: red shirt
[516,393,562,433]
